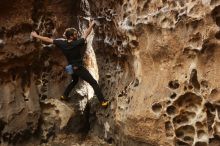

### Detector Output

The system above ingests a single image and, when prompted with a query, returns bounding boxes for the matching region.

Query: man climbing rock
[30,20,109,107]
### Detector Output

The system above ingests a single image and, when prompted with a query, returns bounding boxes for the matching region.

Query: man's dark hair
[63,28,77,39]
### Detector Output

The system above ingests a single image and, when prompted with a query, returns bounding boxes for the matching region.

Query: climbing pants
[64,65,105,102]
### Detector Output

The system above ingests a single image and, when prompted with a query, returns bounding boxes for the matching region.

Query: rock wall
[1,0,220,146]
[88,0,220,146]
[0,0,97,145]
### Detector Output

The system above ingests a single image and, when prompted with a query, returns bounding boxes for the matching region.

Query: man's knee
[89,79,98,87]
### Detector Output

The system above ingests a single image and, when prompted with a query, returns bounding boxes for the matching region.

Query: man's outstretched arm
[31,31,53,43]
[82,20,95,39]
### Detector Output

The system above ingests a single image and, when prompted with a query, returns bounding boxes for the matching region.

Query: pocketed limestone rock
[1,0,220,146]
[40,98,74,141]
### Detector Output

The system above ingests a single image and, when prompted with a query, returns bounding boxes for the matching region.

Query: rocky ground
[0,0,220,146]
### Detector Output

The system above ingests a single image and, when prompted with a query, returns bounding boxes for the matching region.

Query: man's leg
[62,73,79,99]
[75,66,106,103]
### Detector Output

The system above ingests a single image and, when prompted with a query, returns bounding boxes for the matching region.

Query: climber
[30,20,109,107]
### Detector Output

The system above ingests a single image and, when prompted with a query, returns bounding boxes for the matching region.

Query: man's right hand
[30,31,53,43]
[31,31,38,38]
[82,20,96,39]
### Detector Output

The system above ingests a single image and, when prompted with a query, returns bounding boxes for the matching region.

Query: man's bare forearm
[31,31,53,43]
[85,23,94,36]
[35,35,53,43]
[82,21,95,39]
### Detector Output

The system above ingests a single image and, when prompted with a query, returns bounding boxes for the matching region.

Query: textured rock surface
[1,0,220,146]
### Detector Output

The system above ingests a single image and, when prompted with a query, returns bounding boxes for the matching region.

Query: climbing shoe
[60,95,69,101]
[101,100,109,107]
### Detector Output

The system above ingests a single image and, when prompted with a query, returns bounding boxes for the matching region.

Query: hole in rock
[189,69,200,90]
[211,5,220,26]
[190,19,203,29]
[152,103,162,113]
[195,141,207,146]
[55,110,59,114]
[41,95,47,100]
[167,100,171,105]
[215,31,220,39]
[166,105,176,115]
[123,3,128,11]
[210,135,220,145]
[0,27,6,38]
[106,74,111,78]
[183,136,194,142]
[11,71,16,81]
[210,88,219,100]
[168,80,180,89]
[197,130,207,139]
[107,137,114,144]
[127,20,133,26]
[174,92,202,110]
[188,85,193,90]
[42,79,48,84]
[216,17,220,26]
[170,93,177,99]
[216,106,220,118]
[173,115,188,125]
[176,130,184,138]
[134,78,139,87]
[175,139,190,146]
[206,110,215,133]
[24,97,29,101]
[0,120,6,132]
[165,121,173,137]
[211,0,218,5]
[201,39,216,55]
[118,93,123,97]
[116,40,122,45]
[201,80,208,88]
[173,111,196,126]
[205,102,215,113]
[196,122,204,129]
[189,33,202,43]
[165,121,172,131]
[161,18,173,28]
[2,132,10,142]
[175,125,195,138]
[142,1,150,11]
[65,103,91,135]
[183,47,198,59]
[130,40,139,48]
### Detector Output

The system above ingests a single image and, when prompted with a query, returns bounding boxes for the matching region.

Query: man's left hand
[89,20,95,27]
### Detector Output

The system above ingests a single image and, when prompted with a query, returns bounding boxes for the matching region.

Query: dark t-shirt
[53,38,85,65]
